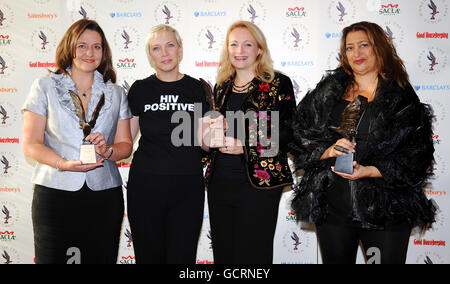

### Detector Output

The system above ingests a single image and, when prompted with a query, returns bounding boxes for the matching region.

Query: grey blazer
[22,69,132,191]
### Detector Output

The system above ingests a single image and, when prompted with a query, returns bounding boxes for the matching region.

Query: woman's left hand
[84,132,108,157]
[331,161,382,180]
[219,136,244,155]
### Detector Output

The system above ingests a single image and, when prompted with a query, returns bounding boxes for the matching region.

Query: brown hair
[54,19,116,83]
[340,21,409,87]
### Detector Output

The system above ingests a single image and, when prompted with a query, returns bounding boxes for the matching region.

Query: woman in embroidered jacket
[200,21,296,264]
[290,21,437,264]
[22,19,133,264]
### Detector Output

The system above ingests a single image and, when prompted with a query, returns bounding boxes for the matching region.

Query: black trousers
[316,221,411,264]
[207,177,283,264]
[32,184,124,264]
[127,171,205,264]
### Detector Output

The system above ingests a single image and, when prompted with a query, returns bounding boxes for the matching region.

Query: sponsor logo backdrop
[0,0,449,264]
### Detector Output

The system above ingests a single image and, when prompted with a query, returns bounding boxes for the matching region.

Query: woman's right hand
[58,158,104,172]
[320,138,356,160]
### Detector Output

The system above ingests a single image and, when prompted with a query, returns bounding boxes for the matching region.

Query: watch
[103,146,114,160]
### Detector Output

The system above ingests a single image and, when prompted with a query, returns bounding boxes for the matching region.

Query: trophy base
[80,143,97,164]
[209,126,225,149]
[334,153,354,174]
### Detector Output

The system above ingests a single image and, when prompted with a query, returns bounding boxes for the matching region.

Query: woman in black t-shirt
[126,24,206,264]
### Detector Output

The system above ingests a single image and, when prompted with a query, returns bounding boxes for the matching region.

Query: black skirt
[32,183,124,264]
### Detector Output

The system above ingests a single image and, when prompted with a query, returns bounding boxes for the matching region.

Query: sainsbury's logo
[0,87,18,94]
[27,12,58,19]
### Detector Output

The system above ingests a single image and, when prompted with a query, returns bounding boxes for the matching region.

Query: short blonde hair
[145,24,183,68]
[216,21,274,86]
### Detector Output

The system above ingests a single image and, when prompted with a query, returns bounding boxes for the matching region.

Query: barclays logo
[325,32,342,39]
[281,61,314,67]
[110,12,142,18]
[194,11,226,17]
[415,85,450,91]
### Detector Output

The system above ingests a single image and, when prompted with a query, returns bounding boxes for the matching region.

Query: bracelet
[103,146,114,160]
[56,157,65,171]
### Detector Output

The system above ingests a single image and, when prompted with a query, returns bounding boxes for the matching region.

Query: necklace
[71,75,93,98]
[232,80,252,93]
[76,87,91,98]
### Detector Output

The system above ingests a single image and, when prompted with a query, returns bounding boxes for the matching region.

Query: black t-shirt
[127,74,207,175]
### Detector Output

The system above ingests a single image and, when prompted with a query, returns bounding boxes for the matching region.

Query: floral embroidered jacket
[202,72,296,190]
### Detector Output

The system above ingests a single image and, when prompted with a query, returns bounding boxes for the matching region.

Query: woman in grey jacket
[22,19,133,264]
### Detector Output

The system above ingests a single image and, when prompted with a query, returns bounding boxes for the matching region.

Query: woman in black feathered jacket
[290,22,437,264]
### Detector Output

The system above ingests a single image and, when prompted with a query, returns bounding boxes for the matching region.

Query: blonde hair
[145,24,183,68]
[216,21,274,86]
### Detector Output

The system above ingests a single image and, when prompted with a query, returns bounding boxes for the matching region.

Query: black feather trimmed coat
[289,68,437,230]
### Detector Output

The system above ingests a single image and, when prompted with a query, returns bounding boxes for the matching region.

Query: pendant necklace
[77,87,91,98]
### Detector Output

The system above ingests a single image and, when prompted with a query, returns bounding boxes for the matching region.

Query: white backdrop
[1,0,449,264]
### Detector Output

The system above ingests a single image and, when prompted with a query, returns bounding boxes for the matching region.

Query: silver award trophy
[69,90,105,164]
[328,95,368,174]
